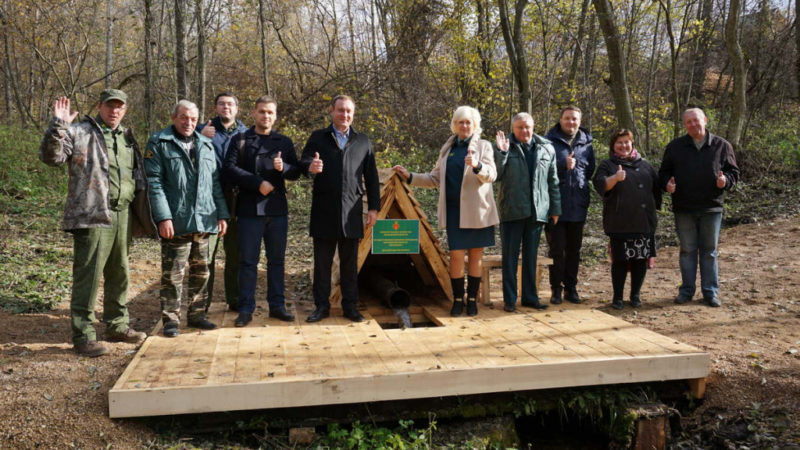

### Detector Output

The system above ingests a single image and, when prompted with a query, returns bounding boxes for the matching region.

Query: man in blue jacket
[224,96,301,326]
[658,108,739,307]
[544,106,595,305]
[145,100,230,337]
[197,92,248,311]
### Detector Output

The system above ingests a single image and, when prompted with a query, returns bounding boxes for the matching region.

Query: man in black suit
[300,95,380,322]
[224,96,301,327]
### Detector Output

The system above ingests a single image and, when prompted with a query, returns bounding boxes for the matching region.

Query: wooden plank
[208,328,241,385]
[109,352,709,417]
[179,330,222,386]
[519,310,631,358]
[233,329,264,383]
[148,331,204,387]
[550,310,680,357]
[113,336,157,390]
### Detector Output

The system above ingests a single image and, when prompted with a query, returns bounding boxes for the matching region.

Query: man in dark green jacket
[145,100,230,337]
[495,113,561,312]
[40,89,153,357]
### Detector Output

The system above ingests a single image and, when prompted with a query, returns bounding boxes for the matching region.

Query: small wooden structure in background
[327,169,452,310]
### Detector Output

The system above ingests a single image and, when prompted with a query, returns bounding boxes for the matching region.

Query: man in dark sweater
[658,108,740,307]
[300,95,381,323]
[224,96,301,326]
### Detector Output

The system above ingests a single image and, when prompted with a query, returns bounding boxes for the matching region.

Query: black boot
[611,298,624,310]
[565,287,582,304]
[466,298,478,316]
[450,276,465,316]
[550,286,563,305]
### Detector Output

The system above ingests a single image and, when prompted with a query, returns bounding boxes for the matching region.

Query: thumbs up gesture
[309,152,323,174]
[273,151,283,172]
[666,176,676,194]
[615,165,626,182]
[465,149,478,168]
[200,120,216,138]
[566,151,576,170]
[716,171,726,189]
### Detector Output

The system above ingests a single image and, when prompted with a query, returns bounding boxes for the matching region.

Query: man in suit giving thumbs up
[300,95,380,323]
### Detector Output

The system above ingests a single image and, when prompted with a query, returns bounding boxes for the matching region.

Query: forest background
[1,0,800,165]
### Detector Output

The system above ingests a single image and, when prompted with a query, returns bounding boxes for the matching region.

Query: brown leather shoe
[74,341,109,357]
[106,328,146,344]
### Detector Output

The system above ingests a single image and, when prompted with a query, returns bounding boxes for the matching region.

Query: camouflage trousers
[160,232,210,325]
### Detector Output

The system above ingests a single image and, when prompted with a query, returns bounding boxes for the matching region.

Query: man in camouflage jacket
[39,89,155,357]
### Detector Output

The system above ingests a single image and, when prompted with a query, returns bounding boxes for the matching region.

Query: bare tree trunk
[658,0,682,137]
[174,0,188,100]
[583,12,599,129]
[797,0,800,98]
[567,0,591,98]
[257,0,271,95]
[644,5,662,156]
[690,0,713,100]
[497,0,532,113]
[105,0,114,88]
[195,0,206,118]
[144,0,155,132]
[593,0,637,133]
[724,0,746,148]
[346,0,358,83]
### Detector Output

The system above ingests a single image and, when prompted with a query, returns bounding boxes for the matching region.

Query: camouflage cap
[99,88,127,104]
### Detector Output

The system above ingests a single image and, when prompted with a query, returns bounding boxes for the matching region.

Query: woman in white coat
[393,106,499,316]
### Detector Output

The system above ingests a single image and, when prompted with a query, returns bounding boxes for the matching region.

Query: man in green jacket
[145,100,230,337]
[495,112,561,312]
[40,89,153,357]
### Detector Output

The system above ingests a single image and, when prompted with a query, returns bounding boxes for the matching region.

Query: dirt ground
[0,216,798,448]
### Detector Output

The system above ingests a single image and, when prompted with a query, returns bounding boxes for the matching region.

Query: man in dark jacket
[300,95,380,323]
[39,89,152,357]
[658,108,739,307]
[197,92,248,311]
[224,96,301,327]
[495,112,561,312]
[145,100,230,337]
[544,106,596,304]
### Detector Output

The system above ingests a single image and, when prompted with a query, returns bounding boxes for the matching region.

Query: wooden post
[688,377,706,399]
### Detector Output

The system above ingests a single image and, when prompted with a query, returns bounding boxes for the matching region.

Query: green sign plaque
[372,219,420,254]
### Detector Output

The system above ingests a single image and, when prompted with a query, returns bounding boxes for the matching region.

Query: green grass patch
[0,125,71,313]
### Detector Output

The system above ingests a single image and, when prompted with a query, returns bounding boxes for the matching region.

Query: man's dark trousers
[501,217,544,306]
[237,215,288,314]
[312,237,359,312]
[546,220,584,292]
[207,220,239,309]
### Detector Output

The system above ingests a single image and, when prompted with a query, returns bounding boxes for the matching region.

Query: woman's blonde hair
[450,106,482,136]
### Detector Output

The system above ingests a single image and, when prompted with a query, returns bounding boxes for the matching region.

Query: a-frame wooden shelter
[328,169,452,308]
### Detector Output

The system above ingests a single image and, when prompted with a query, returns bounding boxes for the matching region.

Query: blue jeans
[237,215,288,314]
[500,217,544,305]
[674,211,722,299]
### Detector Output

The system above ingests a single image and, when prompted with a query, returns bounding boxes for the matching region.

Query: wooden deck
[109,300,709,418]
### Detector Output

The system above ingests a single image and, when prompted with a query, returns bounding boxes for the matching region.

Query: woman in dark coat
[593,129,661,309]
